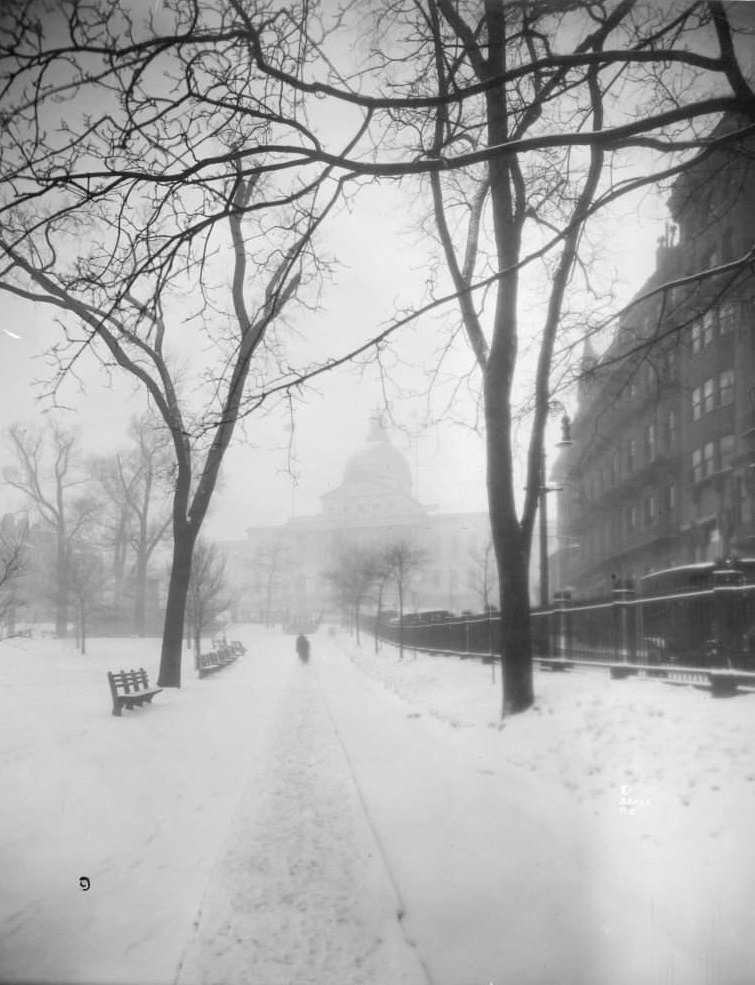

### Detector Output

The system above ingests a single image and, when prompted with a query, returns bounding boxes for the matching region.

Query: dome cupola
[341,412,412,493]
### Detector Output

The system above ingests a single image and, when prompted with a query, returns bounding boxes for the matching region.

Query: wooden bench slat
[198,644,243,677]
[108,668,162,716]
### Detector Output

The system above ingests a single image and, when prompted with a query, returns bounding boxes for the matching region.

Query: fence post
[553,590,573,660]
[712,567,745,669]
[612,586,636,664]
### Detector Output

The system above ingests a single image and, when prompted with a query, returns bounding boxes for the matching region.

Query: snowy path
[2,627,754,985]
[175,647,428,985]
[0,630,429,985]
[332,640,755,985]
[0,631,301,985]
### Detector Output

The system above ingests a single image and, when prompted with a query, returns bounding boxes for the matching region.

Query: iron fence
[367,581,755,671]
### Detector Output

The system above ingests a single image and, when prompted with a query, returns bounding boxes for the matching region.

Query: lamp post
[539,408,573,609]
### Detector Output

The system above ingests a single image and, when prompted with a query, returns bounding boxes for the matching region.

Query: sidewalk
[175,645,429,985]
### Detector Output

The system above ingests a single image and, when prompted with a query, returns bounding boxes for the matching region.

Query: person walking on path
[296,634,310,663]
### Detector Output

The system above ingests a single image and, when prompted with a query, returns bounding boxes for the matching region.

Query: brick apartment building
[555,113,755,600]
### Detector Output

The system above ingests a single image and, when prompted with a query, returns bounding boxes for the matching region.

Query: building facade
[222,415,500,622]
[555,114,755,599]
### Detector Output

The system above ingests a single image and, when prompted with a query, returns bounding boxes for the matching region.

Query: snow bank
[344,637,755,984]
[0,630,427,985]
[2,627,754,985]
[0,633,275,984]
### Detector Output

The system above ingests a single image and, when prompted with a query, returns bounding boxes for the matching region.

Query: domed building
[320,413,426,530]
[223,415,494,624]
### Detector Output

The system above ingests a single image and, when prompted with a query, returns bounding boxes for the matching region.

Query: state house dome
[341,415,412,493]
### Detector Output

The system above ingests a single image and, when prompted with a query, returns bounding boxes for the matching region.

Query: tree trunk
[498,546,534,716]
[397,581,404,660]
[486,371,535,716]
[134,554,148,637]
[55,535,68,637]
[158,527,195,687]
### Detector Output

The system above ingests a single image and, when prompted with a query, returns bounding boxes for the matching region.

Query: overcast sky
[0,174,661,541]
[4,0,748,542]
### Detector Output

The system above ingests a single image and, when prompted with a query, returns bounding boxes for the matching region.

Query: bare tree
[251,538,294,629]
[89,455,131,611]
[0,2,352,685]
[92,414,173,635]
[468,538,499,614]
[325,544,383,644]
[382,540,426,660]
[186,540,232,666]
[0,516,28,637]
[342,0,755,712]
[4,424,100,636]
[68,546,107,655]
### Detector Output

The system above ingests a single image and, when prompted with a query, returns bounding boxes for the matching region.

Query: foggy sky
[0,1,699,543]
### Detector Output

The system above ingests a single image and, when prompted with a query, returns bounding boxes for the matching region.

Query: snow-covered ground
[1,626,753,985]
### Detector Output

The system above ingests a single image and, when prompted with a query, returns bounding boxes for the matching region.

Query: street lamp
[539,406,573,609]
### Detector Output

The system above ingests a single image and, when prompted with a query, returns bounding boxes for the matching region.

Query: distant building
[222,414,498,622]
[555,114,755,599]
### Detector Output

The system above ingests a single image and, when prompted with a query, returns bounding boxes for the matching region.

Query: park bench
[198,651,225,678]
[212,639,241,662]
[198,643,244,678]
[216,643,237,665]
[107,668,162,717]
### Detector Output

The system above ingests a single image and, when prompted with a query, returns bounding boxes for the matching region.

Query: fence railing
[368,581,755,671]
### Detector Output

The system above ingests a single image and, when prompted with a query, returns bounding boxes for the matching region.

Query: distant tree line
[326,540,427,660]
[1,415,229,651]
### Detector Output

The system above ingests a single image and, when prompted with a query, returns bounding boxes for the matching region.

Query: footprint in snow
[407,712,421,718]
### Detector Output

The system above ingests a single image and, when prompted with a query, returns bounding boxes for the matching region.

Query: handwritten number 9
[79,877,90,892]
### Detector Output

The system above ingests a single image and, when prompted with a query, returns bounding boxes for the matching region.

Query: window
[692,448,703,482]
[626,505,638,534]
[720,434,735,470]
[667,409,677,445]
[703,377,715,414]
[644,423,656,462]
[663,483,676,516]
[719,369,735,407]
[691,320,702,353]
[702,310,716,347]
[693,445,716,482]
[719,301,737,335]
[626,439,636,474]
[692,386,702,421]
[644,494,656,526]
[703,441,715,477]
